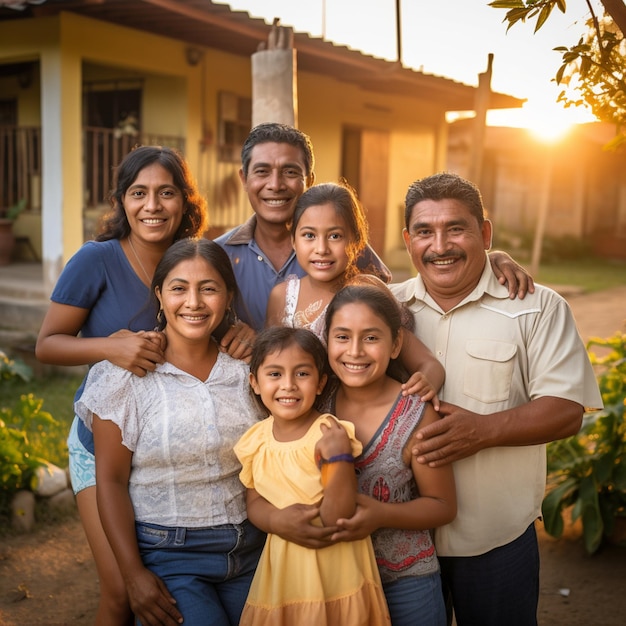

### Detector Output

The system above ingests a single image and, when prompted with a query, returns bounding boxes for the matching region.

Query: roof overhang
[0,0,524,112]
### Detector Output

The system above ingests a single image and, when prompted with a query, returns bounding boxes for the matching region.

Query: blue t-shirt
[51,239,156,450]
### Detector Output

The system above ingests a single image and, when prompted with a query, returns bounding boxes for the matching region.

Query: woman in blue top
[35,146,234,625]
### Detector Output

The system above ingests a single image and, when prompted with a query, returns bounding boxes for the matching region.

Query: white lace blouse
[75,351,264,528]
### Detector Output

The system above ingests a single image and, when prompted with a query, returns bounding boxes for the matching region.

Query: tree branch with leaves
[490,0,626,149]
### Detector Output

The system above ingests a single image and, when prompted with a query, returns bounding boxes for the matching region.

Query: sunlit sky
[217,0,603,137]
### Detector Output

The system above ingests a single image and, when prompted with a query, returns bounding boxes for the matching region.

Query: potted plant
[0,199,26,266]
[542,332,626,554]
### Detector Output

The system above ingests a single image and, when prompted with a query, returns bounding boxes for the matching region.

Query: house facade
[0,0,521,291]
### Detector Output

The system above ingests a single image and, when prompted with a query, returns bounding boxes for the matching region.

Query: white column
[40,44,82,294]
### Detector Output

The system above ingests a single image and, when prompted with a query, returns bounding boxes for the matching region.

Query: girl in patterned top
[322,282,457,626]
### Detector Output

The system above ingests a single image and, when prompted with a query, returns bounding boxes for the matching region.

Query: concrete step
[0,278,46,300]
[0,294,47,335]
[0,262,48,335]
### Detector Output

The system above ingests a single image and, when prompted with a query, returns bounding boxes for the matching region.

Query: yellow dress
[234,414,391,626]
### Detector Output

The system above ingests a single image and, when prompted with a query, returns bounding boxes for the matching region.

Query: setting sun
[487,98,596,141]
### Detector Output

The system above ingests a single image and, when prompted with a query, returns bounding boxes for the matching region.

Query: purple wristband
[317,453,355,469]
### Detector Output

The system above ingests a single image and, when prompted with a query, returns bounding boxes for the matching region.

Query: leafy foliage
[0,349,32,382]
[555,14,626,150]
[0,352,67,516]
[490,0,626,150]
[542,332,626,553]
[0,198,26,221]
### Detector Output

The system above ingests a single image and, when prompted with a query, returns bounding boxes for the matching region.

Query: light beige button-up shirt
[391,259,602,556]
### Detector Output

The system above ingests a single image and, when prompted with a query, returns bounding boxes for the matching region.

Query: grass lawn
[0,372,83,428]
[535,258,626,293]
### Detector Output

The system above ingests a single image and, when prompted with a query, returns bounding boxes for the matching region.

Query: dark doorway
[83,85,142,206]
[85,87,142,130]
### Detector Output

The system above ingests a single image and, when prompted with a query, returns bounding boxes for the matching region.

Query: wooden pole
[530,148,554,278]
[468,53,493,188]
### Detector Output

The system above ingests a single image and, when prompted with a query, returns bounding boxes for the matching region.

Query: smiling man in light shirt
[391,171,603,626]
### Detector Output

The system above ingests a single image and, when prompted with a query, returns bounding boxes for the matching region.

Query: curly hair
[96,145,209,242]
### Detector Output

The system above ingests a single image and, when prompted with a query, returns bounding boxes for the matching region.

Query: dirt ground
[0,285,625,626]
[0,512,625,626]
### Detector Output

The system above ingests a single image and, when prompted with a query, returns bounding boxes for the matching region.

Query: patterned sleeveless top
[324,386,440,582]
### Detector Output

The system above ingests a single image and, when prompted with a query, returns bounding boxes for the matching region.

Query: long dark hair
[97,146,209,241]
[325,283,408,383]
[151,238,239,332]
[290,181,369,284]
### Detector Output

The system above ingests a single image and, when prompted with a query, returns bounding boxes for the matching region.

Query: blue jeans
[136,519,265,626]
[439,523,540,626]
[383,573,446,626]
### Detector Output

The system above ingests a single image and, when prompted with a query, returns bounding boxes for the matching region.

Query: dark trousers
[439,522,540,626]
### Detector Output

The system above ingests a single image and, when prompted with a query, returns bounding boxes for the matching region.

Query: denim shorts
[136,519,265,625]
[383,572,447,626]
[67,416,96,494]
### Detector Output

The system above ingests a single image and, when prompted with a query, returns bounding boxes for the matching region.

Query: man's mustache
[423,251,465,264]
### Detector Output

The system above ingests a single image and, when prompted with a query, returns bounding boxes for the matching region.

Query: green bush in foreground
[543,332,626,554]
[0,350,68,517]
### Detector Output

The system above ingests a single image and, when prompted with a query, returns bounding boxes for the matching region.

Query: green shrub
[541,234,593,263]
[543,332,626,553]
[0,349,32,382]
[1,396,61,506]
[0,350,67,517]
[491,230,594,262]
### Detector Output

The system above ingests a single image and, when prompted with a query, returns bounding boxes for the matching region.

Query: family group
[35,123,601,626]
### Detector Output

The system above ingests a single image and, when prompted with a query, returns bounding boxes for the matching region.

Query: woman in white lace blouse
[76,239,266,626]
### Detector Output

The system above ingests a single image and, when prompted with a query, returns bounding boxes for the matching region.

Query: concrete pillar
[40,35,82,294]
[251,23,297,128]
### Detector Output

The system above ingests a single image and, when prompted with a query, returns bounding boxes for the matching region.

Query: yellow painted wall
[191,48,251,214]
[298,70,444,272]
[0,11,449,270]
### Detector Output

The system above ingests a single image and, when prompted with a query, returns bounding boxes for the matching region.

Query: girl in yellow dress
[234,326,391,625]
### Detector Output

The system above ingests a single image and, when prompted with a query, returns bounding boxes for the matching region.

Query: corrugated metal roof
[0,0,524,111]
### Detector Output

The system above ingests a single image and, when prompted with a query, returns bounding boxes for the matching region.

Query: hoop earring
[157,309,164,325]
